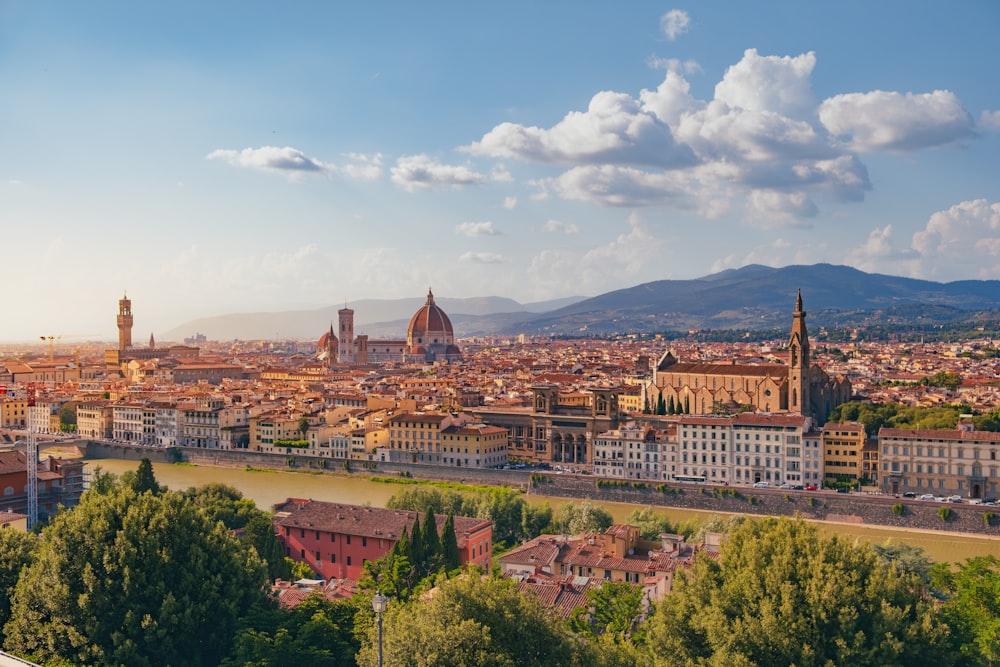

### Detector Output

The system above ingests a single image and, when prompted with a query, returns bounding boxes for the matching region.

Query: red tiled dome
[407,288,454,345]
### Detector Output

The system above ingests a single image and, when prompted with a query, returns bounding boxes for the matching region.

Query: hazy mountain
[161,295,586,342]
[161,264,1000,342]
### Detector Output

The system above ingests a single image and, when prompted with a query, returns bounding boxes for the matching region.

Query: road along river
[87,458,999,564]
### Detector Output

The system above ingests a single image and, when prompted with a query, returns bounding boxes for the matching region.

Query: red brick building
[272,499,493,581]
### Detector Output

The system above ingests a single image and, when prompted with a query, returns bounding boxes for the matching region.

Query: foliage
[355,574,581,667]
[58,404,76,428]
[828,401,999,434]
[644,516,950,667]
[921,371,963,391]
[221,593,362,667]
[939,506,955,522]
[386,486,532,546]
[625,506,675,540]
[521,502,553,539]
[0,530,37,642]
[984,511,996,527]
[2,484,269,667]
[550,501,614,536]
[242,511,293,582]
[891,503,905,516]
[569,580,646,645]
[298,416,310,437]
[181,482,258,531]
[872,541,932,582]
[936,556,1000,666]
[130,457,162,495]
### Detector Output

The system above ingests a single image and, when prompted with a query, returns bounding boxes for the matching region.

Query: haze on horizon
[1,1,997,342]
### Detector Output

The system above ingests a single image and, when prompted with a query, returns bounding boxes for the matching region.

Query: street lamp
[372,590,389,667]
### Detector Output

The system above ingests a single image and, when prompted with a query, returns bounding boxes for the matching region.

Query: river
[87,458,999,564]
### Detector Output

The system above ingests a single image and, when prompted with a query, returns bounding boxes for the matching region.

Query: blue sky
[1,1,998,342]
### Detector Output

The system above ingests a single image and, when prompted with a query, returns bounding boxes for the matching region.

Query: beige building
[0,397,27,429]
[879,421,1000,498]
[822,422,867,483]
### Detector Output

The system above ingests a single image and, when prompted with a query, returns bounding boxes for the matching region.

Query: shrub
[984,511,995,527]
[891,503,905,517]
[938,506,954,522]
[807,497,817,507]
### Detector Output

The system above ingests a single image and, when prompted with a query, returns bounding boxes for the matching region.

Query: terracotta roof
[879,427,1000,443]
[661,362,789,378]
[407,289,454,338]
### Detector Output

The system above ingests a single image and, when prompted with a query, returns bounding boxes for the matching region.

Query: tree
[550,501,614,535]
[131,457,161,495]
[58,403,76,432]
[183,482,258,530]
[298,416,310,438]
[355,574,581,667]
[3,485,268,666]
[420,507,441,574]
[625,507,674,540]
[521,502,553,540]
[242,511,292,582]
[569,580,646,645]
[440,515,461,571]
[0,531,37,642]
[937,555,1000,666]
[644,516,951,667]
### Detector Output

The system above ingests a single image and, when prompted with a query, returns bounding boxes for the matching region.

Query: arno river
[86,457,999,564]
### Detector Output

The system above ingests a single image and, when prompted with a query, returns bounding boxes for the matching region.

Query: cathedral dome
[407,288,454,347]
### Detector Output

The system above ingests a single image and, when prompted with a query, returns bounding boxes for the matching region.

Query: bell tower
[787,289,810,416]
[117,291,133,351]
[338,304,355,364]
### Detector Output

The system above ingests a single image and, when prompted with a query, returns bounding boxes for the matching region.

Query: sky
[1,1,998,343]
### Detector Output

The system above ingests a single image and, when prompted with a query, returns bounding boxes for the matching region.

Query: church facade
[649,291,851,424]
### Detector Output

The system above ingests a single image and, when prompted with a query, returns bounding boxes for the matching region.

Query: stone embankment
[82,442,1000,536]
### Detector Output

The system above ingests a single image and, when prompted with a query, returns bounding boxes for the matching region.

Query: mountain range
[162,264,1000,342]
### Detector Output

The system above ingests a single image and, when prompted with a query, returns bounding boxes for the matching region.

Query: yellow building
[0,397,27,429]
[822,422,867,483]
[440,423,508,468]
[879,422,1000,498]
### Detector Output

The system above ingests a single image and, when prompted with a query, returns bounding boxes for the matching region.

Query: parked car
[792,485,804,490]
[902,492,916,498]
[947,495,963,503]
[753,481,770,488]
[804,484,818,491]
[917,494,935,501]
[779,482,792,489]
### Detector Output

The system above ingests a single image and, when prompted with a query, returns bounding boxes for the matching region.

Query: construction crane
[39,335,62,362]
[25,383,38,529]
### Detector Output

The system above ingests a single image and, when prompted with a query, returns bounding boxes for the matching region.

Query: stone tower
[117,291,133,351]
[338,305,355,364]
[787,289,810,416]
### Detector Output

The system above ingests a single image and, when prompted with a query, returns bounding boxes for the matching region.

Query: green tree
[356,574,580,667]
[298,416,310,438]
[569,580,646,645]
[58,403,76,432]
[0,530,37,642]
[550,501,614,535]
[3,485,268,667]
[521,502,553,540]
[183,482,258,530]
[131,457,161,495]
[625,506,675,540]
[242,511,292,582]
[440,515,461,571]
[644,516,950,667]
[476,487,528,545]
[937,555,1000,666]
[421,507,441,574]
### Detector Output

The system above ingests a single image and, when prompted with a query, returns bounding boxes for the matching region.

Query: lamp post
[372,590,388,667]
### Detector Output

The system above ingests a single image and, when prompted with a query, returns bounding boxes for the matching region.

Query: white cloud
[910,199,1000,278]
[660,9,690,41]
[466,90,696,168]
[460,251,506,264]
[543,219,580,234]
[206,146,331,175]
[714,49,818,119]
[979,109,1000,131]
[648,56,701,75]
[709,239,794,273]
[490,164,513,182]
[340,152,384,180]
[455,221,500,237]
[845,224,919,275]
[502,196,518,210]
[746,190,818,227]
[390,154,486,191]
[819,90,974,151]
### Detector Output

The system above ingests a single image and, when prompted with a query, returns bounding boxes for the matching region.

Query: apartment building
[593,422,672,481]
[273,499,493,581]
[879,420,1000,498]
[822,422,867,483]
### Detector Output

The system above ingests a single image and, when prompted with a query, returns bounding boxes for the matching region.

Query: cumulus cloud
[528,216,665,296]
[979,109,1000,131]
[460,251,506,263]
[648,56,701,75]
[490,164,513,182]
[206,146,331,175]
[390,154,486,190]
[466,90,696,168]
[464,42,975,223]
[819,90,975,151]
[660,9,690,41]
[543,219,580,234]
[455,221,501,237]
[502,196,518,210]
[340,152,384,180]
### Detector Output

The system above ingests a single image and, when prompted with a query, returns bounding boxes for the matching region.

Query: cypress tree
[409,514,425,575]
[393,527,411,561]
[668,396,675,415]
[440,514,461,571]
[421,507,440,562]
[684,395,690,414]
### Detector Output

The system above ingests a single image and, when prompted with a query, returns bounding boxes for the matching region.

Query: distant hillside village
[3,289,1000,502]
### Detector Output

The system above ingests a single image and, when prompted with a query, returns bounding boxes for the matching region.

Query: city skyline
[1,1,998,342]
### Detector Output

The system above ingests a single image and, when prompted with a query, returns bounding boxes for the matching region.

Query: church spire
[788,289,810,417]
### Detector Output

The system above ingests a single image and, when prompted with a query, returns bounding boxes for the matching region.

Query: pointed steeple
[149,332,155,350]
[788,289,810,417]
